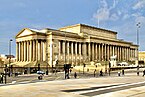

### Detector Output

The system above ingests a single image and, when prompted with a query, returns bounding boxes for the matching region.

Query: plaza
[0,70,145,97]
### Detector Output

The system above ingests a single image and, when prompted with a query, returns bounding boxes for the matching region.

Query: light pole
[136,22,140,75]
[64,31,66,79]
[5,39,13,84]
[9,39,13,76]
[64,31,66,65]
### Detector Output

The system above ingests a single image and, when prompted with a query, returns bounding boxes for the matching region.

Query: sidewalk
[0,74,145,97]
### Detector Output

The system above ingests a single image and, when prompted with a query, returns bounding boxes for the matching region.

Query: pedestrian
[100,70,103,76]
[87,68,89,72]
[94,69,96,77]
[137,71,139,76]
[108,68,110,76]
[143,70,145,77]
[118,71,120,76]
[74,72,77,78]
[70,69,72,73]
[1,74,3,83]
[0,74,1,83]
[122,69,124,75]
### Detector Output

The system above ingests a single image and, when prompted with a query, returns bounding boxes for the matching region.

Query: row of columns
[16,39,46,62]
[16,39,137,65]
[58,40,137,63]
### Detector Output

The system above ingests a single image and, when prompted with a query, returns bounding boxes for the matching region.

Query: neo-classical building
[15,24,138,73]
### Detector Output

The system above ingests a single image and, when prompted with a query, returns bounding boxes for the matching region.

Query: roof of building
[59,24,117,34]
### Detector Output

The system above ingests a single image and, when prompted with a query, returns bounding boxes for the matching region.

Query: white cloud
[135,15,145,25]
[93,7,110,21]
[122,14,130,20]
[110,13,119,21]
[117,10,122,16]
[93,0,119,22]
[132,13,145,25]
[133,0,145,9]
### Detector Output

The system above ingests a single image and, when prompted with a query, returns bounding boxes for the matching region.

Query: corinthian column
[29,40,32,61]
[95,43,98,61]
[27,41,29,61]
[24,41,26,62]
[33,40,35,61]
[107,44,110,61]
[67,41,70,63]
[21,41,24,61]
[88,43,91,61]
[63,41,66,63]
[92,43,94,61]
[19,42,21,61]
[75,42,78,64]
[104,44,106,61]
[98,43,100,61]
[43,40,46,61]
[16,42,19,62]
[58,41,61,57]
[71,42,74,65]
[102,44,104,61]
[38,40,41,61]
[41,40,43,61]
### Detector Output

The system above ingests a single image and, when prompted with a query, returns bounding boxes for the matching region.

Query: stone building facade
[139,51,145,63]
[15,24,138,72]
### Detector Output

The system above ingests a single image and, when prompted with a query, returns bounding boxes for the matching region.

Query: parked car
[37,71,45,74]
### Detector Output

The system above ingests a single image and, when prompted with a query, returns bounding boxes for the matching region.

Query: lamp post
[5,39,13,84]
[64,31,67,79]
[136,22,140,75]
[64,31,66,65]
[9,39,13,76]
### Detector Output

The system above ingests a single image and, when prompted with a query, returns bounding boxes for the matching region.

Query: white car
[37,71,45,74]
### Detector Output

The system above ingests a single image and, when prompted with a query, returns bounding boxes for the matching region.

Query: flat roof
[59,24,117,34]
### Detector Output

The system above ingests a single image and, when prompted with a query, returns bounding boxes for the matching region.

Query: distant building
[0,54,15,72]
[5,55,15,59]
[139,51,145,64]
[0,54,15,65]
[15,24,138,73]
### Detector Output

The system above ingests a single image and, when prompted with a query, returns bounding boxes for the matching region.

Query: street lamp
[5,39,13,84]
[64,31,66,64]
[9,39,13,76]
[136,22,140,75]
[136,22,140,46]
[64,31,69,79]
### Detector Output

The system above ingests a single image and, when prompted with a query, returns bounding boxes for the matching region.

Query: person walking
[1,74,3,83]
[0,74,1,83]
[94,69,96,77]
[143,70,145,77]
[74,72,77,78]
[137,71,139,76]
[122,69,124,75]
[118,71,121,76]
[100,70,103,76]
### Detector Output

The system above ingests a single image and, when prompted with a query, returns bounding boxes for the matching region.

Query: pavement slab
[0,73,145,97]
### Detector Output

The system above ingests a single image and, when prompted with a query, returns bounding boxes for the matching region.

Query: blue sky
[0,0,145,56]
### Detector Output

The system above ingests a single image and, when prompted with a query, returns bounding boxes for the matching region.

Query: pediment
[16,28,36,38]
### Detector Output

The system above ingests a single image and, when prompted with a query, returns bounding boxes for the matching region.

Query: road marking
[64,81,145,96]
[80,81,145,96]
